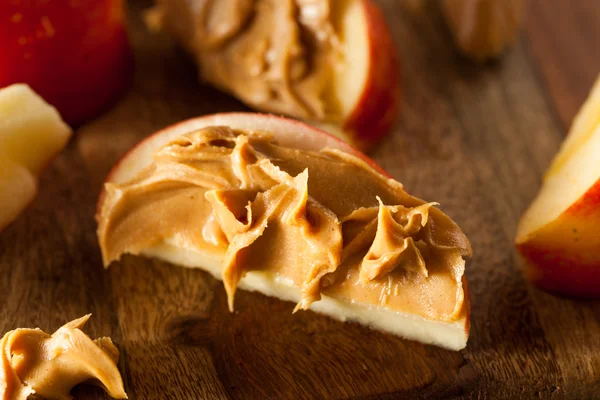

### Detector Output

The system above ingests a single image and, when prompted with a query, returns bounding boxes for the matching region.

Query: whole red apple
[0,0,133,125]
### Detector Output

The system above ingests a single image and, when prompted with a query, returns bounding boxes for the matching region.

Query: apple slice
[516,76,600,297]
[152,0,400,151]
[98,113,470,350]
[0,84,72,232]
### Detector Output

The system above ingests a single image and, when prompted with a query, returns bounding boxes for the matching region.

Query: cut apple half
[98,113,470,350]
[516,75,600,297]
[153,0,400,151]
[0,84,72,232]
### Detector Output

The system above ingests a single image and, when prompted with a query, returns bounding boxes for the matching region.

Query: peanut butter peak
[207,170,342,312]
[154,0,342,120]
[342,197,436,283]
[0,315,127,400]
[98,126,472,321]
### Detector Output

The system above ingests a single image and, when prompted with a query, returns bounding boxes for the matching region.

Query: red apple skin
[517,178,600,297]
[96,113,469,337]
[343,0,401,150]
[0,0,133,125]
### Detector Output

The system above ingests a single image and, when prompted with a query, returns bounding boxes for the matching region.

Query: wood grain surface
[1,0,600,399]
[526,0,600,130]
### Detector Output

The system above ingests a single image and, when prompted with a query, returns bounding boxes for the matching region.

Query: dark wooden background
[1,0,599,398]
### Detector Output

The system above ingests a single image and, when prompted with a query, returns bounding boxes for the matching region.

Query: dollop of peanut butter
[441,0,526,61]
[0,315,127,400]
[154,0,342,120]
[342,197,435,283]
[98,127,471,321]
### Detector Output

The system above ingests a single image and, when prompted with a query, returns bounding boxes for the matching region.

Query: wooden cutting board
[1,0,599,398]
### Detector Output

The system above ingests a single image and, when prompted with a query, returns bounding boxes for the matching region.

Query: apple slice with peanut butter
[97,113,472,350]
[146,0,400,150]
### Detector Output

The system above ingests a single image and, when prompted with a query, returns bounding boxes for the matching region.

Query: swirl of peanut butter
[98,126,471,322]
[342,197,437,283]
[0,315,127,400]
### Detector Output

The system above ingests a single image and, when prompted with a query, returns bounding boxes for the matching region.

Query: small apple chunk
[516,76,600,297]
[0,84,72,232]
[0,159,36,232]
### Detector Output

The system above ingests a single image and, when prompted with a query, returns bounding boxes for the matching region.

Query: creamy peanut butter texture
[154,0,342,121]
[0,315,126,400]
[98,127,471,322]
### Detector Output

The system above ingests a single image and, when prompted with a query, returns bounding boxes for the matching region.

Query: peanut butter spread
[155,0,342,121]
[0,315,127,400]
[98,127,471,322]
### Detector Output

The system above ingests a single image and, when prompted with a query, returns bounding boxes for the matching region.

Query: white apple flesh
[0,84,72,232]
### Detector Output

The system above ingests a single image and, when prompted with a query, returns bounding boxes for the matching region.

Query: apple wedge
[97,113,471,350]
[516,76,600,297]
[152,0,400,151]
[0,84,72,232]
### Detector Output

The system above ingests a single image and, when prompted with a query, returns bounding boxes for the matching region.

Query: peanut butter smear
[98,127,471,321]
[154,0,342,121]
[0,315,127,400]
